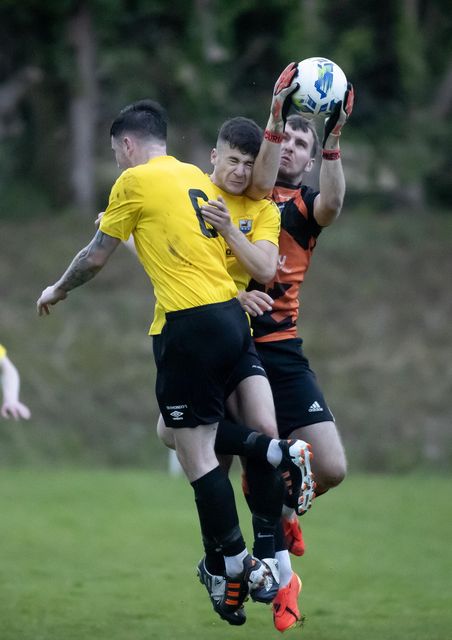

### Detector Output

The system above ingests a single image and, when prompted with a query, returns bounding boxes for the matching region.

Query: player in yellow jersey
[147,91,314,630]
[150,116,310,622]
[99,113,314,625]
[0,343,31,420]
[36,97,310,623]
[206,66,353,632]
[185,65,318,631]
[147,117,280,335]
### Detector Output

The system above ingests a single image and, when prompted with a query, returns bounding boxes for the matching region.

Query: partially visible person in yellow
[0,344,31,420]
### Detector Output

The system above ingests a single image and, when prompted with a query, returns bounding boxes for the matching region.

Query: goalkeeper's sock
[244,458,285,559]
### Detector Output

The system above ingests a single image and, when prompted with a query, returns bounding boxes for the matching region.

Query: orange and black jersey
[249,182,321,342]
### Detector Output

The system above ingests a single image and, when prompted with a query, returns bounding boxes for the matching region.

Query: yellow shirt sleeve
[99,170,143,241]
[223,193,281,293]
[0,344,6,360]
[250,199,280,246]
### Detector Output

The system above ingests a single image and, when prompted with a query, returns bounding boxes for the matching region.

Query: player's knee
[326,461,347,488]
[255,419,278,439]
[316,458,347,493]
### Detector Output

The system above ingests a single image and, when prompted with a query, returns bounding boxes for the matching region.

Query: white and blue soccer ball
[291,57,347,118]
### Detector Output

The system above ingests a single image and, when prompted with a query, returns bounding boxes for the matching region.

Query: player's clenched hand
[271,62,299,127]
[237,290,274,317]
[37,285,67,316]
[200,196,234,237]
[322,82,354,148]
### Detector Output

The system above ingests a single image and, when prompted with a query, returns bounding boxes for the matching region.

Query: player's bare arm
[37,230,121,316]
[313,159,346,227]
[247,62,299,200]
[314,83,354,227]
[57,230,120,290]
[0,355,31,420]
[200,196,278,284]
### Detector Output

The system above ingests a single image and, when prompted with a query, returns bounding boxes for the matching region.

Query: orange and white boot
[272,572,303,633]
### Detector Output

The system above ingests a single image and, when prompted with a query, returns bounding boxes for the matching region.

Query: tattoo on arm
[57,231,119,293]
[57,248,99,292]
[93,230,114,248]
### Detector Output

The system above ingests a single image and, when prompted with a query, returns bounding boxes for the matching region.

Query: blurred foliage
[0,0,451,216]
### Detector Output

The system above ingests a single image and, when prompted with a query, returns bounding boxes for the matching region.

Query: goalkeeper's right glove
[271,62,299,127]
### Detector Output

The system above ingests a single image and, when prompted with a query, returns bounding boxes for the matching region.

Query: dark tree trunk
[68,3,98,215]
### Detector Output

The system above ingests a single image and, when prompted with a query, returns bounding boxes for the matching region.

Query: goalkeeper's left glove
[322,82,354,148]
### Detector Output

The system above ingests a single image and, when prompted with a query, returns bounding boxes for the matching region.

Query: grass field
[0,470,450,640]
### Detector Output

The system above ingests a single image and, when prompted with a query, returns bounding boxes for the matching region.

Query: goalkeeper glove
[271,62,299,127]
[322,82,354,148]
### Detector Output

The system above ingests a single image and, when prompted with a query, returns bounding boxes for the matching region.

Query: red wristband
[264,129,284,144]
[322,149,341,160]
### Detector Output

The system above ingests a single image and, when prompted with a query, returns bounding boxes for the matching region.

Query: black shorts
[255,337,334,439]
[153,299,252,428]
[225,340,268,399]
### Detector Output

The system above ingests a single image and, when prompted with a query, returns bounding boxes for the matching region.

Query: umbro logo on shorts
[167,404,188,421]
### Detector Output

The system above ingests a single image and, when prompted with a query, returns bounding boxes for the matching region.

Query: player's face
[210,142,255,195]
[278,124,315,184]
[111,136,132,170]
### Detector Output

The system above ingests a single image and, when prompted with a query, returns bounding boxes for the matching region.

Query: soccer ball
[291,57,347,118]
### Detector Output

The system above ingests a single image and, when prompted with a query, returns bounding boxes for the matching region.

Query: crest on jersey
[239,219,252,233]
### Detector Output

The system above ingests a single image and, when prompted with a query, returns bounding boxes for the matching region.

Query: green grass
[0,471,450,639]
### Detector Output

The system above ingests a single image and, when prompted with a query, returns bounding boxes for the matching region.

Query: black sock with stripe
[191,466,246,559]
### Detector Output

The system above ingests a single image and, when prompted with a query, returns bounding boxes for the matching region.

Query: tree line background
[1,0,451,472]
[1,0,451,217]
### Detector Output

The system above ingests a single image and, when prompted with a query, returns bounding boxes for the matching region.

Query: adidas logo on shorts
[308,401,323,413]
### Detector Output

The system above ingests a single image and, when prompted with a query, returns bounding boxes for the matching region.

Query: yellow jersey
[100,156,238,322]
[150,182,280,334]
[0,344,6,360]
[215,184,280,292]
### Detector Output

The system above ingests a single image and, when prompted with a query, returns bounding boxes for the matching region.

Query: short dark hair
[110,99,167,141]
[286,114,319,158]
[217,117,263,159]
